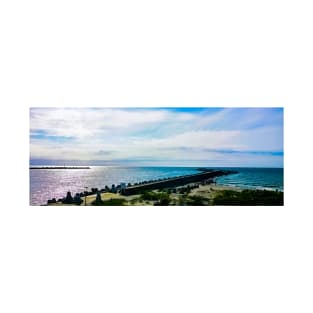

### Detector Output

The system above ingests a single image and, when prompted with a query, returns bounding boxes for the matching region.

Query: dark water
[30,166,283,205]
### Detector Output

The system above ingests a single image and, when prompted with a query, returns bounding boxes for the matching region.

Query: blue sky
[30,107,283,167]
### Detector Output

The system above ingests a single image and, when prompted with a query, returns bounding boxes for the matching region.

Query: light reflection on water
[29,166,199,205]
[30,166,284,205]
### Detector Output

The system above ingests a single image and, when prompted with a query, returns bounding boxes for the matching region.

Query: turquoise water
[215,167,283,191]
[30,166,283,205]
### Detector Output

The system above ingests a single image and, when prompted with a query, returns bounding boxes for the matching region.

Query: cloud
[30,108,173,139]
[30,107,283,166]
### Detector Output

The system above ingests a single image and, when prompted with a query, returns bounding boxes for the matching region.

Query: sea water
[30,166,283,205]
[215,167,283,191]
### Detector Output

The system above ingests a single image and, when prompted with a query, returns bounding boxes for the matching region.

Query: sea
[30,166,284,205]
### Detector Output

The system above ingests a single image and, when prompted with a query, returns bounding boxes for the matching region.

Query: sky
[29,107,283,167]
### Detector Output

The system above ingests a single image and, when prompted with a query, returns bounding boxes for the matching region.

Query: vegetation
[154,196,171,206]
[91,198,127,206]
[88,187,283,206]
[140,191,171,205]
[212,189,284,206]
[178,195,186,206]
[129,197,140,205]
[140,191,161,201]
[176,194,208,206]
[186,195,208,206]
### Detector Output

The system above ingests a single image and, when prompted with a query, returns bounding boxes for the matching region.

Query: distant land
[30,166,91,169]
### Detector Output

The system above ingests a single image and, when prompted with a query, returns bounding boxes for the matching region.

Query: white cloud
[30,107,283,166]
[30,108,173,138]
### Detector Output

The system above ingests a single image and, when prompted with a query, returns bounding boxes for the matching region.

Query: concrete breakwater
[45,169,237,204]
[122,170,236,195]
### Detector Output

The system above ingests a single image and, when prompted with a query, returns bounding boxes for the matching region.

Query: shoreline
[46,183,240,206]
[30,167,283,205]
[213,182,283,193]
[46,183,283,206]
[39,168,283,206]
[45,170,236,205]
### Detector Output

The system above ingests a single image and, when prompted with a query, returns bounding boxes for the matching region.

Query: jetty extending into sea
[45,169,237,205]
[122,170,236,195]
[43,168,284,206]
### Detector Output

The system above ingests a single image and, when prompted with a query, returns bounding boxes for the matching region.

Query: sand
[189,184,242,198]
[48,184,242,206]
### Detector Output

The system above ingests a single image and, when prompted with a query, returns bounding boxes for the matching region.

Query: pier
[45,169,237,205]
[122,170,236,195]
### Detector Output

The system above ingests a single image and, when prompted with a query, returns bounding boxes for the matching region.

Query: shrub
[178,195,187,205]
[103,198,126,206]
[140,191,160,201]
[186,195,208,206]
[154,197,171,206]
[92,198,127,206]
[129,197,140,205]
[213,189,284,206]
[141,191,171,204]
